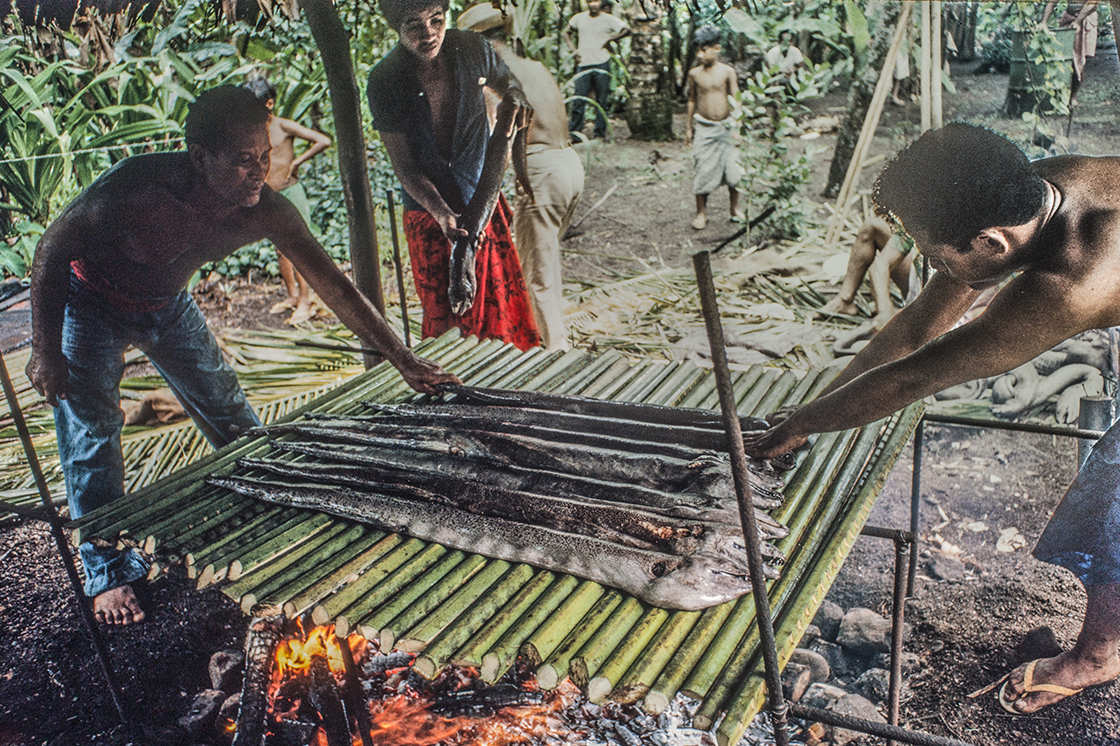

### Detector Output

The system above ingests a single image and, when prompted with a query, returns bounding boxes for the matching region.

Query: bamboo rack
[68,330,923,738]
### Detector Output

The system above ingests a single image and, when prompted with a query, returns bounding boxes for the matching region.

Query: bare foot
[817,295,859,317]
[1001,652,1120,713]
[691,213,707,230]
[730,210,746,224]
[287,301,314,326]
[93,584,146,626]
[269,296,297,315]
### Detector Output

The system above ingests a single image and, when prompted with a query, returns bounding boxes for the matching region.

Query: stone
[871,651,920,674]
[209,649,244,693]
[830,692,887,745]
[809,638,859,679]
[837,607,891,657]
[927,554,966,582]
[799,624,822,648]
[790,647,831,683]
[1015,626,1063,663]
[782,661,813,702]
[801,682,848,711]
[177,689,225,740]
[853,667,893,703]
[813,600,844,642]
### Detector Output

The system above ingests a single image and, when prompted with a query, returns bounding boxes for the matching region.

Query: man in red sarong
[368,0,540,350]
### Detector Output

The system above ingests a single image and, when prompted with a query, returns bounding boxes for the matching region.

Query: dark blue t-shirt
[367,29,513,214]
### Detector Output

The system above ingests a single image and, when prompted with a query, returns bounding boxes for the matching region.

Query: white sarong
[692,114,744,196]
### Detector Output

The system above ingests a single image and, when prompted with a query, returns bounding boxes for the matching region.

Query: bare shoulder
[717,62,737,79]
[80,153,188,222]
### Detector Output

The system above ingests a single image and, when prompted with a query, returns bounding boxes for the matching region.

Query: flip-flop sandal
[968,659,1083,715]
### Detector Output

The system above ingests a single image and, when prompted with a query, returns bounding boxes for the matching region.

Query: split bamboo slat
[67,331,923,737]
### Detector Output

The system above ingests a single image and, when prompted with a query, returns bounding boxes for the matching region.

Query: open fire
[231,619,576,746]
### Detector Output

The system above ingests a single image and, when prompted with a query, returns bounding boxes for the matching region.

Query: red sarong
[403,194,540,351]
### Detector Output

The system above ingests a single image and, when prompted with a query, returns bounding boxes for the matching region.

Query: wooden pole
[297,0,386,369]
[827,3,913,245]
[932,1,944,129]
[920,0,932,131]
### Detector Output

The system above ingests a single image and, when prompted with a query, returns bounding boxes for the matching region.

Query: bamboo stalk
[234,523,367,613]
[185,506,293,571]
[167,501,273,558]
[374,553,486,650]
[932,0,943,129]
[643,602,736,715]
[283,533,402,619]
[612,360,673,403]
[264,529,388,618]
[412,562,535,677]
[138,492,254,553]
[396,560,514,654]
[480,575,581,682]
[518,581,605,667]
[323,538,434,626]
[568,597,645,688]
[586,608,669,703]
[449,569,555,669]
[535,590,624,690]
[716,408,922,746]
[194,512,326,588]
[222,512,338,583]
[611,609,701,704]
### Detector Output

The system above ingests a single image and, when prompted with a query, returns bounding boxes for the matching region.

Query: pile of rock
[782,600,918,745]
[178,649,244,745]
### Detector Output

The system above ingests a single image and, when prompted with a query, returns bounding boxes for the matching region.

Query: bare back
[266,115,297,190]
[494,47,569,148]
[688,62,736,122]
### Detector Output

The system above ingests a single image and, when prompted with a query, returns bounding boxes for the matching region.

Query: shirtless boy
[746,123,1120,716]
[686,26,744,231]
[459,3,585,350]
[26,86,457,626]
[245,77,332,324]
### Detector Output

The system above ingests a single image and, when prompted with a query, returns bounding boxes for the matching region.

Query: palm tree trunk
[625,11,674,140]
[297,0,386,330]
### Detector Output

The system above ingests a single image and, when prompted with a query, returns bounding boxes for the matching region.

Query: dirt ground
[3,42,1120,746]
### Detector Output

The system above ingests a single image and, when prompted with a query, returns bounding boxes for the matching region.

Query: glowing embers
[237,620,574,746]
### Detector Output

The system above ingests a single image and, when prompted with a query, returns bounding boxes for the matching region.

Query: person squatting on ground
[25,86,458,626]
[459,3,585,351]
[564,0,629,141]
[819,217,920,330]
[745,123,1120,715]
[686,25,744,231]
[368,0,540,350]
[245,76,332,325]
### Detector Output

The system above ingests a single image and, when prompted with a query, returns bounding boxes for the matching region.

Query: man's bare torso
[418,56,456,159]
[494,48,569,149]
[689,62,735,121]
[74,153,277,297]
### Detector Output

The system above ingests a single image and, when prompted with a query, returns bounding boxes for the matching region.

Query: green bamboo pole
[643,601,736,714]
[594,361,659,403]
[411,562,535,676]
[578,357,642,399]
[567,597,645,688]
[137,491,253,553]
[220,511,338,583]
[233,523,365,613]
[535,589,623,690]
[514,348,588,392]
[262,530,390,618]
[586,608,669,703]
[692,423,885,730]
[674,369,724,409]
[192,511,314,586]
[612,359,672,403]
[518,580,605,666]
[750,371,799,416]
[611,609,701,704]
[716,408,921,746]
[184,505,292,572]
[284,533,402,619]
[480,574,580,682]
[733,368,780,416]
[449,569,555,669]
[371,552,483,650]
[396,559,513,653]
[168,500,275,560]
[322,538,433,626]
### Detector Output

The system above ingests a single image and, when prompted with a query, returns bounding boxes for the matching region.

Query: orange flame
[273,623,368,681]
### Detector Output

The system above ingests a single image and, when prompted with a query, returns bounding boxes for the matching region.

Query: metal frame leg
[0,352,128,723]
[908,419,924,597]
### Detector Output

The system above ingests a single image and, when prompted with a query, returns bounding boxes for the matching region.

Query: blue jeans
[568,63,612,138]
[56,273,260,597]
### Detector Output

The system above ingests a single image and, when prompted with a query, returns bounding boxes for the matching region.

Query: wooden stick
[562,182,618,239]
[932,0,944,129]
[921,0,932,131]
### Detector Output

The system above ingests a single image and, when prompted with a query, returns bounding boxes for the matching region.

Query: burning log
[231,614,285,746]
[308,655,350,746]
[430,681,545,718]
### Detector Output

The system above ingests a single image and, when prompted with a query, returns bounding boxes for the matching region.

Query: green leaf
[844,0,870,57]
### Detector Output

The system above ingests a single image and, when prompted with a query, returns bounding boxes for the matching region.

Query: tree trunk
[625,10,674,140]
[297,0,386,334]
[824,0,899,198]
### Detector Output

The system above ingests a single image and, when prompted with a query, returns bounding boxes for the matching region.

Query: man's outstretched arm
[746,271,1086,458]
[265,195,459,393]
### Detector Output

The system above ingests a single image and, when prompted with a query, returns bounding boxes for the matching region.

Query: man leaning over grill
[26,86,459,627]
[745,123,1120,716]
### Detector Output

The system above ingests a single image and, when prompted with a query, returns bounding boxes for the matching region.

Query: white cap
[458,3,508,33]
